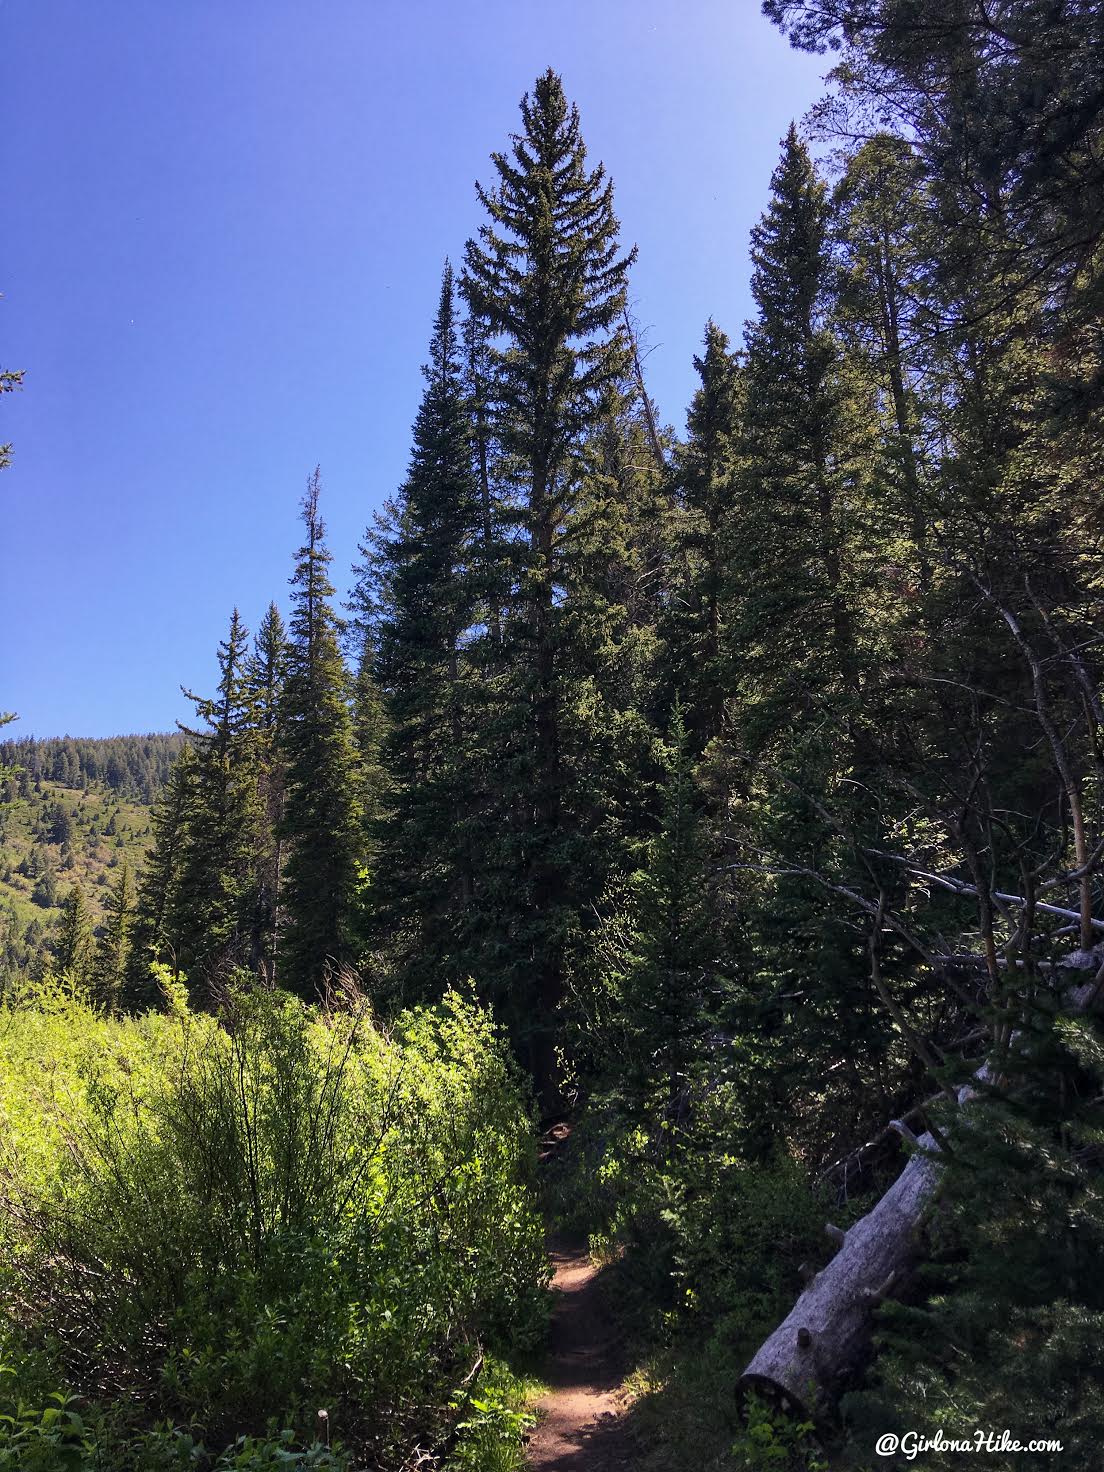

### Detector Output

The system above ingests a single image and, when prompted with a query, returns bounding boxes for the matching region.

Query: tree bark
[739,959,1103,1417]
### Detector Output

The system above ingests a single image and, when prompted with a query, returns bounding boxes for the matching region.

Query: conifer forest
[3,4,1104,1468]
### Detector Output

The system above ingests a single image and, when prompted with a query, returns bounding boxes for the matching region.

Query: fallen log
[739,955,1103,1418]
[740,1123,943,1417]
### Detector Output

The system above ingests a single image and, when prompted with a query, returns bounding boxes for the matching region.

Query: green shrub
[730,1393,827,1472]
[447,1357,540,1472]
[0,1389,95,1472]
[557,1086,825,1355]
[0,977,547,1468]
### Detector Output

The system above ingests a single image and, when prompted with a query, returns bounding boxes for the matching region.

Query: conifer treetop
[747,125,831,356]
[462,69,638,469]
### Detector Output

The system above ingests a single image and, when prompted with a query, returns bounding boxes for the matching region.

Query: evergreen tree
[30,867,58,909]
[49,803,73,846]
[461,308,510,649]
[54,883,92,985]
[351,646,387,869]
[127,747,194,1000]
[247,603,287,736]
[461,69,637,1095]
[622,705,719,1127]
[246,603,287,980]
[0,712,16,783]
[833,136,932,592]
[713,128,891,1160]
[766,1,1104,385]
[664,321,742,747]
[95,859,134,1010]
[279,471,364,999]
[171,610,262,995]
[729,125,854,735]
[357,265,482,998]
[553,397,672,910]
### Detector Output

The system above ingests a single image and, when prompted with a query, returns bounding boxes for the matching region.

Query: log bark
[740,1120,943,1417]
[739,958,1102,1417]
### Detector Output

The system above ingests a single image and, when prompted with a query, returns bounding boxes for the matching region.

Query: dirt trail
[526,1234,636,1471]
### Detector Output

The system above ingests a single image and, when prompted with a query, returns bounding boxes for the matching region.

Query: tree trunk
[740,1118,942,1417]
[739,959,1103,1417]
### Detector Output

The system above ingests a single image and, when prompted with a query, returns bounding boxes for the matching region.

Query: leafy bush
[0,977,547,1468]
[729,1393,826,1472]
[553,1084,826,1354]
[447,1357,540,1472]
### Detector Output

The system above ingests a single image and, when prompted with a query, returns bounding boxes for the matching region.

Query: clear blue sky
[1,0,825,739]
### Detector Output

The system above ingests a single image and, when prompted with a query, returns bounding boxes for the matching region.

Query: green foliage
[92,857,133,1008]
[128,749,195,1004]
[730,123,854,726]
[10,15,1104,1464]
[662,320,742,747]
[460,68,641,1092]
[447,1358,540,1472]
[354,264,483,1003]
[461,69,636,486]
[629,1358,829,1472]
[549,1092,826,1356]
[53,884,92,987]
[279,473,365,1000]
[0,1387,93,1472]
[730,1394,826,1472]
[0,773,155,993]
[845,1005,1104,1469]
[247,603,289,988]
[618,705,721,1126]
[0,982,546,1468]
[170,610,266,995]
[0,1383,351,1472]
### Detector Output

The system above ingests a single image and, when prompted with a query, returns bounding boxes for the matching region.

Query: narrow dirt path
[525,1234,636,1471]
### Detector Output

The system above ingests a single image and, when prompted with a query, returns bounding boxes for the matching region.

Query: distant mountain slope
[0,732,185,804]
[0,734,184,986]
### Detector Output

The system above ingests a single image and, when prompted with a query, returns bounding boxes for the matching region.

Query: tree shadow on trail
[526,1236,639,1471]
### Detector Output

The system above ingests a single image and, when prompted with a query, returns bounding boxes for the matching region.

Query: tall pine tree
[664,321,743,748]
[95,859,134,1011]
[279,471,364,999]
[246,603,287,980]
[171,609,262,995]
[461,69,637,1096]
[358,265,482,999]
[622,704,719,1128]
[54,882,92,987]
[730,125,854,736]
[127,746,194,1000]
[714,128,887,1158]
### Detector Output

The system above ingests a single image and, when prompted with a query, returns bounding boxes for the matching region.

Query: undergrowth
[0,975,549,1469]
[544,1096,836,1471]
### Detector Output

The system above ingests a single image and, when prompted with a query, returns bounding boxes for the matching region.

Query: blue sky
[1,0,826,739]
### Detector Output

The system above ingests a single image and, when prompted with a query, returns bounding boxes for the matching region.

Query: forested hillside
[0,732,184,803]
[2,3,1103,1469]
[0,734,183,986]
